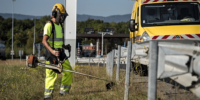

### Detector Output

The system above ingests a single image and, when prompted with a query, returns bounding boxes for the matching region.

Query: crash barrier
[106,40,200,100]
[76,57,106,67]
[76,39,200,99]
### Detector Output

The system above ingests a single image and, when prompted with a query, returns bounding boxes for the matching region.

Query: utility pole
[33,16,36,54]
[101,33,104,56]
[11,0,16,60]
[101,32,113,56]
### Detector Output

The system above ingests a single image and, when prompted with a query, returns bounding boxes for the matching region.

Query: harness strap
[59,22,65,47]
[49,20,55,49]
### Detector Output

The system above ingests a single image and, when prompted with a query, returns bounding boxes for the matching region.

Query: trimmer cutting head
[106,82,115,90]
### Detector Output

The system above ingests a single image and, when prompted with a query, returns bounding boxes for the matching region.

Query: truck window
[141,2,200,27]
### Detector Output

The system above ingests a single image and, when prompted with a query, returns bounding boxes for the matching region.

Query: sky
[0,0,134,17]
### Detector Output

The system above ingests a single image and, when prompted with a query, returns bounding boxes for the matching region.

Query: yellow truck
[129,0,200,43]
[129,0,200,75]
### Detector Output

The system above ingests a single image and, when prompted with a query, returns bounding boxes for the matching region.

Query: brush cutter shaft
[37,62,62,72]
[62,69,111,82]
[38,62,111,82]
[27,54,112,82]
[37,63,59,70]
[35,61,110,82]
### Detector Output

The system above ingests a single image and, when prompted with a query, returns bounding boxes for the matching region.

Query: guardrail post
[148,40,158,100]
[98,58,100,67]
[76,58,79,65]
[103,57,105,67]
[26,55,28,66]
[124,41,132,100]
[110,50,115,80]
[106,52,110,76]
[89,57,90,67]
[116,45,121,81]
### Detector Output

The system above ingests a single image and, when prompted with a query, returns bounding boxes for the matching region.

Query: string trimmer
[26,49,115,90]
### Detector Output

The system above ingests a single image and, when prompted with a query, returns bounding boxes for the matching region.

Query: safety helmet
[52,3,66,13]
[52,3,68,23]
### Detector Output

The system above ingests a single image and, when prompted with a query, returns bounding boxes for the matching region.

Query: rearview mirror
[129,19,136,32]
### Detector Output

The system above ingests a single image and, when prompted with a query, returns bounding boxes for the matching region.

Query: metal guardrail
[111,39,200,100]
[76,39,200,99]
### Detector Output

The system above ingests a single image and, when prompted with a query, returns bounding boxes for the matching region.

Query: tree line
[77,19,129,34]
[0,15,129,58]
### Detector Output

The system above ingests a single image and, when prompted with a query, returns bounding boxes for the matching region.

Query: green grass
[0,60,148,100]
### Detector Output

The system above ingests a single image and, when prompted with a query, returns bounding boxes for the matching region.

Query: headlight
[142,31,151,41]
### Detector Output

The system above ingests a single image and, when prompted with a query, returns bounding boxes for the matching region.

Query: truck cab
[129,0,200,43]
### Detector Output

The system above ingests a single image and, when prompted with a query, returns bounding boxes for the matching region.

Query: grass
[0,60,149,100]
[1,60,199,100]
[1,60,200,100]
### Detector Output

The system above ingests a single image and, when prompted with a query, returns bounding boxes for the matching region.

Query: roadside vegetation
[0,60,147,100]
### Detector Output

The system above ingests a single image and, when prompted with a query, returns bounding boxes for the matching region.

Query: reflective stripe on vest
[49,29,63,41]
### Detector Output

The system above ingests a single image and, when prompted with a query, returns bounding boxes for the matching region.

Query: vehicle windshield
[141,2,200,27]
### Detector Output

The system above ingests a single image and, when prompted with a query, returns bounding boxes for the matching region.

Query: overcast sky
[0,0,134,17]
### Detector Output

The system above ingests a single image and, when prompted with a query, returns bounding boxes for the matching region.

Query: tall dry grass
[0,60,148,100]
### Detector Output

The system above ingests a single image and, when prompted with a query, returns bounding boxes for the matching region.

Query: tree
[26,29,34,49]
[0,16,129,58]
[14,32,27,47]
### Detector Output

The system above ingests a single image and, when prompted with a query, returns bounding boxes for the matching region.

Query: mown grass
[0,60,148,100]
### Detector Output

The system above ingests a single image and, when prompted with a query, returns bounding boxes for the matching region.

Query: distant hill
[0,13,131,23]
[77,14,131,23]
[0,13,43,20]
